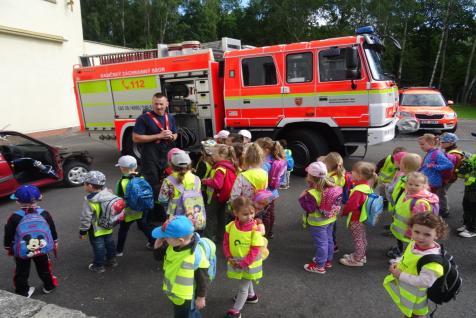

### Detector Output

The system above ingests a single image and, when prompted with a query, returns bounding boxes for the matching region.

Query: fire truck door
[316,47,369,127]
[230,55,283,127]
[77,80,115,131]
[282,52,316,119]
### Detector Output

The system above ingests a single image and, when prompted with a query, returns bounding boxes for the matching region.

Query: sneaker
[116,252,124,257]
[388,256,403,264]
[459,229,476,238]
[232,294,259,304]
[456,225,466,232]
[26,287,35,298]
[42,286,56,294]
[105,258,118,267]
[339,256,364,267]
[304,262,326,274]
[325,261,333,269]
[342,254,367,263]
[88,263,106,273]
[225,309,241,318]
[386,246,402,259]
[146,242,154,250]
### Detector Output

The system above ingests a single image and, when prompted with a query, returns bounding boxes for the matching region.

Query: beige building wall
[0,0,133,134]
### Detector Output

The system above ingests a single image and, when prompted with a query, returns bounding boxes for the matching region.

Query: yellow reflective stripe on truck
[86,122,114,127]
[78,81,109,94]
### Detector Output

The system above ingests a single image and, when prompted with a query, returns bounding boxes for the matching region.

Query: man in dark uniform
[133,93,177,224]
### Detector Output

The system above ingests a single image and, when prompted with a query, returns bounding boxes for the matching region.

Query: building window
[318,47,361,82]
[286,52,313,83]
[242,56,277,86]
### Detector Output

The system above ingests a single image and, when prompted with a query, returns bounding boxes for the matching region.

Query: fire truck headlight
[398,111,414,118]
[444,112,457,119]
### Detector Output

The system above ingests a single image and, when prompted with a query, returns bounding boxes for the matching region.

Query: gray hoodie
[79,188,117,235]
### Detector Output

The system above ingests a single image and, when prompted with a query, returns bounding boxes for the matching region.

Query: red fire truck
[73,27,401,174]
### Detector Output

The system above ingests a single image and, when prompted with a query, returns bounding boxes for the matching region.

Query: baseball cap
[238,129,252,140]
[171,151,191,167]
[440,132,459,144]
[115,155,137,168]
[201,139,217,155]
[152,215,194,239]
[214,130,230,139]
[10,185,42,203]
[253,189,274,203]
[393,151,408,164]
[305,161,328,177]
[167,148,183,162]
[80,170,106,186]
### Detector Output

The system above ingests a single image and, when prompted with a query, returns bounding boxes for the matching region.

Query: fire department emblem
[295,97,303,106]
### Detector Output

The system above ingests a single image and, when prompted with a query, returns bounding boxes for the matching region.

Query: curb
[0,290,94,318]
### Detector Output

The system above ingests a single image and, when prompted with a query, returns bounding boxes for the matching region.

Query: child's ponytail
[272,141,286,160]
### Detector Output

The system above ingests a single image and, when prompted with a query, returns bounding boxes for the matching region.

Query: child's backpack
[365,193,384,226]
[320,186,343,218]
[125,176,154,211]
[167,176,207,230]
[410,198,440,215]
[268,159,287,189]
[284,149,294,171]
[13,208,54,259]
[193,234,217,281]
[98,196,126,229]
[417,245,462,305]
[430,150,455,185]
[445,150,471,183]
[341,172,354,204]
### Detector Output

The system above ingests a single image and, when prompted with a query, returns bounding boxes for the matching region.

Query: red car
[0,131,93,199]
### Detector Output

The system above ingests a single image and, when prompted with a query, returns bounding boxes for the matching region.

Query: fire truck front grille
[415,114,444,119]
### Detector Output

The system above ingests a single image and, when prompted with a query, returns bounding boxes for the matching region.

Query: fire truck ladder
[79,49,159,67]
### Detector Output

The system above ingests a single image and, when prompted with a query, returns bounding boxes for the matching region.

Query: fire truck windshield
[365,47,387,81]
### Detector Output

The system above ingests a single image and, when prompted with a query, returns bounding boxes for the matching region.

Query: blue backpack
[13,208,54,259]
[193,233,217,281]
[125,177,154,211]
[365,193,384,226]
[284,149,294,171]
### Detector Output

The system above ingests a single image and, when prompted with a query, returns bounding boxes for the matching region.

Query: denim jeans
[88,232,116,266]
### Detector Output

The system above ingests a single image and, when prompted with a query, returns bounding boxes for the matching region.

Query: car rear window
[400,93,446,106]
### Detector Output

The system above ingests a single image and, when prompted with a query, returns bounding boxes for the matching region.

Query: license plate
[420,120,439,124]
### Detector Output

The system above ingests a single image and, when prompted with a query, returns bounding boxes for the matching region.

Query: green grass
[452,104,476,119]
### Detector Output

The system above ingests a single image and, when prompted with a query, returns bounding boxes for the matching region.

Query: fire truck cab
[73,27,400,175]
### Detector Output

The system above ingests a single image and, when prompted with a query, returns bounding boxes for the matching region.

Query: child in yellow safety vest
[230,143,268,202]
[321,152,346,253]
[152,216,210,318]
[300,161,342,274]
[384,213,448,318]
[114,155,155,256]
[340,162,378,267]
[388,172,439,264]
[386,154,423,260]
[376,146,407,197]
[202,144,238,242]
[224,196,266,318]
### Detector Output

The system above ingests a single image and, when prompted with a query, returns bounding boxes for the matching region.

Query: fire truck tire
[285,129,329,176]
[122,131,143,160]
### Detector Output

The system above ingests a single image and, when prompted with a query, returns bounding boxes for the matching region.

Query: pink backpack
[268,159,287,189]
[319,186,343,218]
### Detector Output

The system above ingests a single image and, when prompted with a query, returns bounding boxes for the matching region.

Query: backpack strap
[167,175,185,193]
[15,208,44,218]
[416,244,446,274]
[192,233,205,270]
[193,176,201,192]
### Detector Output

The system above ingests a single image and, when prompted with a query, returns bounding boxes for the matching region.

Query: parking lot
[1,121,476,318]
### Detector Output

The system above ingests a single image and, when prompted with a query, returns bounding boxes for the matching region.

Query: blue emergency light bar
[355,26,375,35]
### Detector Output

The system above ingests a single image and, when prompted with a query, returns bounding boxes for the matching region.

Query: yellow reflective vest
[166,171,198,216]
[391,194,434,243]
[87,201,113,237]
[206,166,226,204]
[346,184,371,227]
[116,177,143,223]
[305,189,336,226]
[378,155,398,184]
[163,243,210,305]
[329,172,346,187]
[226,221,264,281]
[389,176,407,213]
[241,168,268,192]
[383,241,444,317]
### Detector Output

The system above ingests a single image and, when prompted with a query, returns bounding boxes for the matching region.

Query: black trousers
[142,159,167,224]
[116,219,154,253]
[463,187,476,232]
[14,254,56,296]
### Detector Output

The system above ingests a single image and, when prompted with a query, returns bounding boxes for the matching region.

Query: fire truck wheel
[122,130,142,160]
[285,129,329,176]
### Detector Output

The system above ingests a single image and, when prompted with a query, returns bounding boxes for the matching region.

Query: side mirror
[346,69,360,80]
[346,47,359,70]
[447,100,454,105]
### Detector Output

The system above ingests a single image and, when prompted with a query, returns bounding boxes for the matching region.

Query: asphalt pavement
[1,121,476,318]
